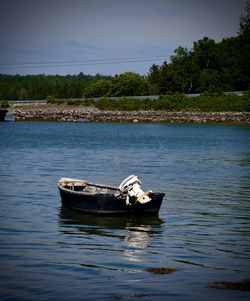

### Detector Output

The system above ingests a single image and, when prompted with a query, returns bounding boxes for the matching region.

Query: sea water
[0,122,249,300]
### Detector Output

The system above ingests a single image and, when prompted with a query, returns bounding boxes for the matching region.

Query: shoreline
[10,104,250,124]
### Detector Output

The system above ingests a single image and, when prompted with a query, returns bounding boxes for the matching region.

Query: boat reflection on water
[123,225,154,262]
[59,208,164,264]
[59,207,164,228]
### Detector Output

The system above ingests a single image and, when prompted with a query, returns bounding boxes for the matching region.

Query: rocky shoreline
[11,104,250,123]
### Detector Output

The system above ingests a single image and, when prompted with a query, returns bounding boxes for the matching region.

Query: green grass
[46,92,250,112]
[47,98,92,106]
[0,100,10,108]
[93,93,250,112]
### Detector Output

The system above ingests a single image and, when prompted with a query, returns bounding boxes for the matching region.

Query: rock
[10,104,250,124]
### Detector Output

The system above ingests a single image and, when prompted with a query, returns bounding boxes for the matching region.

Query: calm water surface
[0,122,250,301]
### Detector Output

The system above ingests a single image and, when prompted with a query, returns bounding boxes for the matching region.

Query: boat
[58,175,165,215]
[0,109,8,121]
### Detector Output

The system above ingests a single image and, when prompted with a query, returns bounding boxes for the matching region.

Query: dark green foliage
[148,4,250,94]
[148,34,250,94]
[82,72,151,98]
[0,100,9,108]
[45,92,250,112]
[83,79,111,98]
[47,98,95,106]
[107,72,149,96]
[92,93,250,112]
[239,1,250,38]
[0,73,111,100]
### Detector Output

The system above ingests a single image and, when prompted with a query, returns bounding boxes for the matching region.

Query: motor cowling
[119,175,151,205]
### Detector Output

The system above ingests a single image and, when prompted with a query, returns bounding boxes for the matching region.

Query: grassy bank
[48,93,250,112]
[0,100,10,108]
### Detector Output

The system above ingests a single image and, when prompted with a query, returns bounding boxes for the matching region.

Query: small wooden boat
[58,175,165,215]
[0,109,8,121]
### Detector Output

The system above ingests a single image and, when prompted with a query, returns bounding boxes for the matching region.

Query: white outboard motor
[119,175,151,205]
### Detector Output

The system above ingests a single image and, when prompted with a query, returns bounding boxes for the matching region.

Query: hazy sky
[0,0,246,75]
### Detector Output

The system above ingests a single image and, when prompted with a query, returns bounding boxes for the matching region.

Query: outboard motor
[119,175,151,205]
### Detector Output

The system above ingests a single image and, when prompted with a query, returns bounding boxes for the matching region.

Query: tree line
[0,2,249,100]
[0,73,111,100]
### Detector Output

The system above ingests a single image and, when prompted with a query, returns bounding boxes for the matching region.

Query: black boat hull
[58,185,164,215]
[0,109,8,121]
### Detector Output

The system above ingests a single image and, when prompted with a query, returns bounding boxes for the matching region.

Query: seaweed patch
[145,267,177,275]
[208,279,250,291]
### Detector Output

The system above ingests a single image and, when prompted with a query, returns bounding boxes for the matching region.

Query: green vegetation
[88,93,250,112]
[0,73,111,100]
[0,2,249,107]
[47,97,92,106]
[0,100,9,108]
[46,93,249,112]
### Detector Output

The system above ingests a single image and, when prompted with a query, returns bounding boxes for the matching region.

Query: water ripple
[0,123,249,300]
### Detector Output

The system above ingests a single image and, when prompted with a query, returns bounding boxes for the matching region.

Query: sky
[0,0,247,76]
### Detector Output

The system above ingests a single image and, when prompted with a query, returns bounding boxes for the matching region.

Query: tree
[108,72,149,96]
[198,69,222,93]
[192,37,218,69]
[148,64,160,94]
[83,79,111,98]
[238,1,250,89]
[169,47,196,93]
[157,62,175,94]
[239,1,250,39]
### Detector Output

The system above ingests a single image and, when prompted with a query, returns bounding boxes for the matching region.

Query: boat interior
[58,178,120,194]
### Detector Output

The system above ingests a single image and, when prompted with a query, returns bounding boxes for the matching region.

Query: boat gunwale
[57,183,121,196]
[58,183,165,198]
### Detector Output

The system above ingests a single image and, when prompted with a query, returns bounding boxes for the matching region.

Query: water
[0,122,249,301]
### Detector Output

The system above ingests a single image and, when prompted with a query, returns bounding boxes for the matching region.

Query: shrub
[0,100,10,108]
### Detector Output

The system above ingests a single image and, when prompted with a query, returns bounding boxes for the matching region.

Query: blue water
[0,122,250,301]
